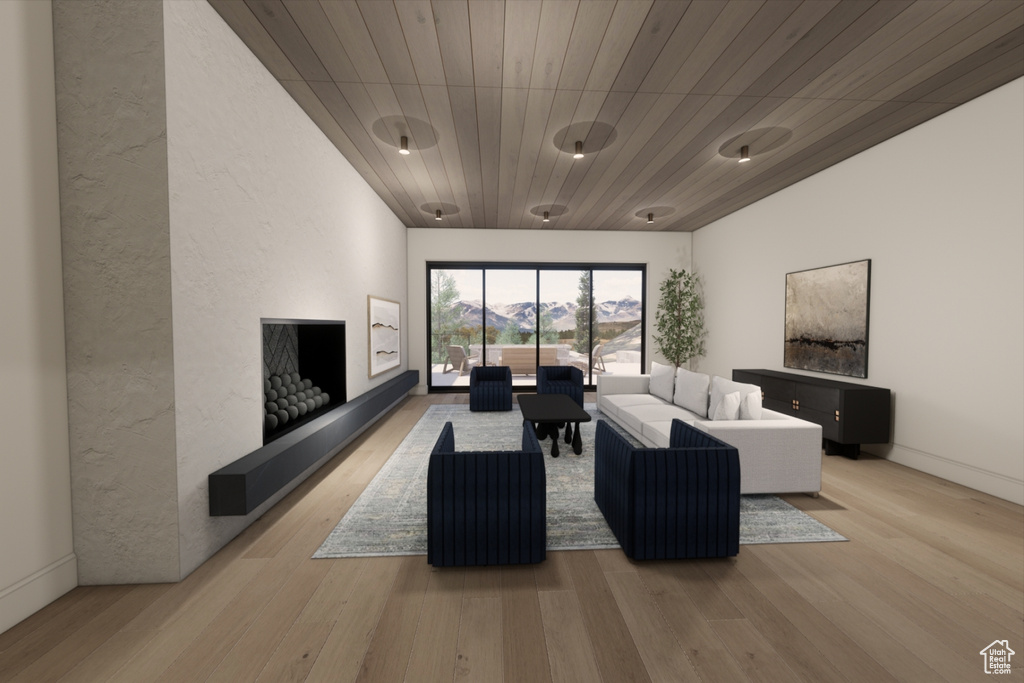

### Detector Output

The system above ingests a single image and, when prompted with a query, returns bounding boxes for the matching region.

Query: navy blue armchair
[469,365,513,411]
[594,419,741,560]
[427,421,546,566]
[537,365,584,407]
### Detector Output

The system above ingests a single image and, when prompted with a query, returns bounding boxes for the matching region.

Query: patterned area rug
[313,404,845,558]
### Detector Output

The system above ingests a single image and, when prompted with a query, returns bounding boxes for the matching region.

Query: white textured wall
[163,0,409,576]
[407,229,691,393]
[0,0,77,632]
[693,79,1024,504]
[53,0,181,584]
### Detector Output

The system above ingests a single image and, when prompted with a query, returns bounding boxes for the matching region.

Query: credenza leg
[824,439,859,459]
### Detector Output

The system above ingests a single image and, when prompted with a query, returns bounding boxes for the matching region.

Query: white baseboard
[0,553,78,634]
[863,443,1024,505]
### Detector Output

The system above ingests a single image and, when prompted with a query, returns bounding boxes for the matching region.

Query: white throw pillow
[709,376,761,418]
[673,367,710,417]
[713,391,741,420]
[649,362,675,403]
[739,390,763,420]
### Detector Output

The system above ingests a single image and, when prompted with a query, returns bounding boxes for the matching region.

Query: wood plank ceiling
[208,0,1024,231]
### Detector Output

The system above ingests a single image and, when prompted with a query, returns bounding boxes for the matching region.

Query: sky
[442,268,642,304]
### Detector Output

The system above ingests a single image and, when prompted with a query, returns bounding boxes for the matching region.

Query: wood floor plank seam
[604,570,703,681]
[758,544,955,682]
[253,620,334,683]
[352,555,431,682]
[501,565,554,683]
[537,589,604,683]
[400,568,465,683]
[804,547,980,681]
[2,393,1021,683]
[699,559,849,682]
[735,548,900,682]
[305,556,403,682]
[8,584,170,683]
[633,563,753,682]
[564,550,653,682]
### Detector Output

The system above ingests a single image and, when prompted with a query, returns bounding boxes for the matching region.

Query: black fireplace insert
[262,318,346,445]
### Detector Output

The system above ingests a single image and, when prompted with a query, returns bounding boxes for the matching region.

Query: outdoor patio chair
[592,343,607,373]
[443,345,480,377]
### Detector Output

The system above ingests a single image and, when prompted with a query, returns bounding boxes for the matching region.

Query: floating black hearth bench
[209,370,418,516]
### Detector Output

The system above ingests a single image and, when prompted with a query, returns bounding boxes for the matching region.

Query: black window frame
[426,261,646,393]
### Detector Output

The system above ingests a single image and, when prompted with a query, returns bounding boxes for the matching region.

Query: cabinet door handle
[835,410,840,421]
[792,399,799,411]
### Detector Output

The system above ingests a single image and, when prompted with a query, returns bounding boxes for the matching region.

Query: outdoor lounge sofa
[499,346,558,375]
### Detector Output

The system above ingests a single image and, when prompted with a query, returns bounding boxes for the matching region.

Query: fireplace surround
[209,315,417,517]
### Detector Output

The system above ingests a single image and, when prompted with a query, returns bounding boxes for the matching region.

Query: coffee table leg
[564,422,573,444]
[550,432,559,457]
[572,421,583,455]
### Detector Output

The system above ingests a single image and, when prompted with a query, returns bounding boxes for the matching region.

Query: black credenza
[733,369,891,458]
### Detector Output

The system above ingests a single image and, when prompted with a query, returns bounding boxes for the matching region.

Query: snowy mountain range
[451,296,641,332]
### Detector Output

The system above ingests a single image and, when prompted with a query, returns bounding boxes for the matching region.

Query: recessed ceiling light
[573,140,584,159]
[739,144,750,163]
[400,135,410,155]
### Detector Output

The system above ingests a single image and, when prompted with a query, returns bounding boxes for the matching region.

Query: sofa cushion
[601,393,665,419]
[709,376,760,419]
[649,362,675,402]
[673,367,710,417]
[712,391,741,420]
[618,403,694,436]
[740,390,763,420]
[642,416,699,448]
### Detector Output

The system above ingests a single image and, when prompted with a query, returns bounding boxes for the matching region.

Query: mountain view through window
[429,264,644,389]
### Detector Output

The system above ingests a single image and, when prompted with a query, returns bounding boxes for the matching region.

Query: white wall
[0,0,77,632]
[693,78,1024,504]
[164,0,409,576]
[407,229,692,393]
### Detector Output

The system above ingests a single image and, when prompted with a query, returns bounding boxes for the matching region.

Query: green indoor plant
[653,268,706,368]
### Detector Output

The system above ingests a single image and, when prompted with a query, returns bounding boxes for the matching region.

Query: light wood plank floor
[2,394,1021,682]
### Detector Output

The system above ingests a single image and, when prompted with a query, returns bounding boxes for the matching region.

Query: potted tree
[653,268,706,367]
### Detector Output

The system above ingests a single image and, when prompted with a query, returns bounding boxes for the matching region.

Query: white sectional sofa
[597,364,822,495]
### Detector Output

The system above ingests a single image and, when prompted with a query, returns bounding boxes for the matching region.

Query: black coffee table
[517,394,592,457]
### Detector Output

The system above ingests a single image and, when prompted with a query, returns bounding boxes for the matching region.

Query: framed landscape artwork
[368,296,401,378]
[785,259,871,378]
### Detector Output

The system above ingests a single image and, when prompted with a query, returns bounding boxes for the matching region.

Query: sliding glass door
[485,269,534,385]
[427,263,645,391]
[429,269,482,378]
[592,270,644,377]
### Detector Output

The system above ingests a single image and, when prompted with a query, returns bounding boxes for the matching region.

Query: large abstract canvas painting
[368,296,401,377]
[785,260,871,378]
